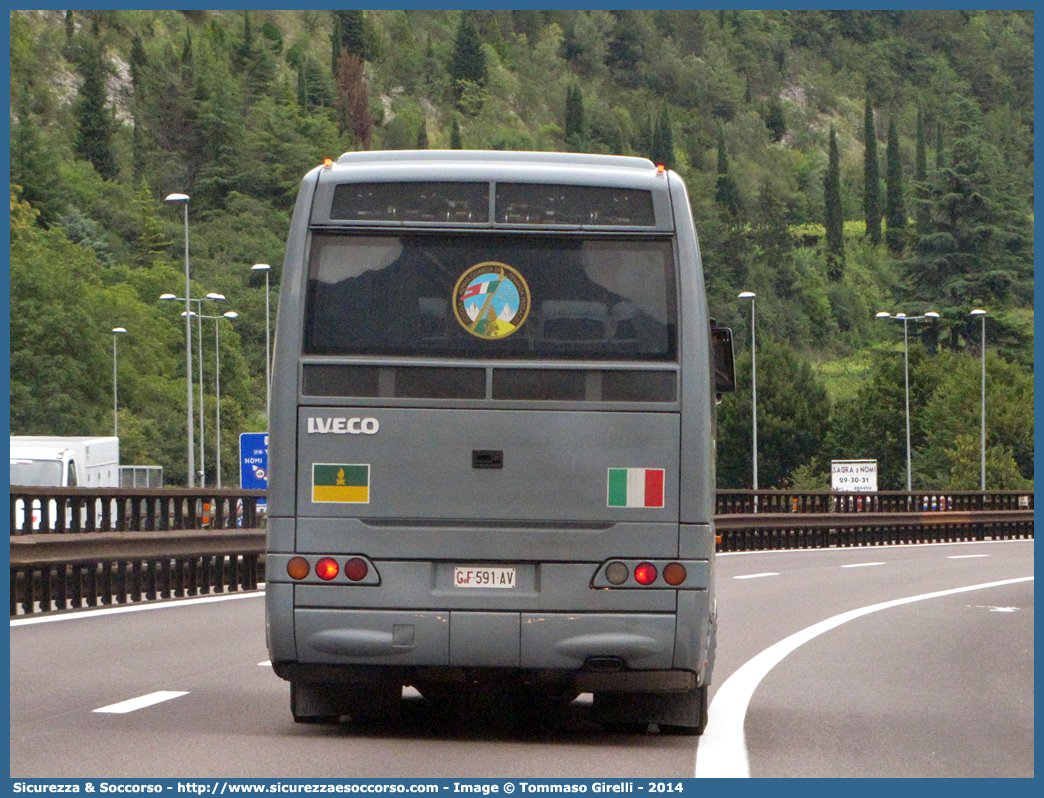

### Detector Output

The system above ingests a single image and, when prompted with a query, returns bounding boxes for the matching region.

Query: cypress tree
[863,96,881,245]
[338,10,366,56]
[336,49,371,148]
[74,34,118,181]
[450,12,487,102]
[935,121,945,169]
[181,29,194,76]
[715,125,741,216]
[330,13,341,76]
[650,104,675,169]
[915,108,931,235]
[637,113,654,157]
[450,117,462,149]
[129,36,147,92]
[129,36,148,185]
[565,82,585,148]
[416,119,429,149]
[331,11,365,75]
[824,125,844,279]
[766,99,786,143]
[717,126,728,176]
[885,117,906,253]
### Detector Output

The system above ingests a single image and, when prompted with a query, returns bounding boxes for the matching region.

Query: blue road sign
[240,432,268,490]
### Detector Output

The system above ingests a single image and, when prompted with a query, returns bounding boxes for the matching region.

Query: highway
[10,539,1033,778]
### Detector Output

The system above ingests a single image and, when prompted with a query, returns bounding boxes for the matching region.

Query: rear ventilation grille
[303,365,676,403]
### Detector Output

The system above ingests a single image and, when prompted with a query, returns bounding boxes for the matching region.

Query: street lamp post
[196,310,238,488]
[971,309,986,490]
[194,308,204,485]
[251,264,272,423]
[162,291,226,487]
[111,327,127,438]
[164,193,193,487]
[738,292,757,506]
[875,310,939,491]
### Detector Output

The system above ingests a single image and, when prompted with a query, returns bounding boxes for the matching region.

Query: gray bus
[265,150,734,734]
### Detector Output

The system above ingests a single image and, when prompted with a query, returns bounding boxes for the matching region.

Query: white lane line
[10,590,265,627]
[94,691,189,714]
[733,572,779,580]
[258,661,272,667]
[841,562,885,568]
[948,554,990,559]
[694,575,1034,778]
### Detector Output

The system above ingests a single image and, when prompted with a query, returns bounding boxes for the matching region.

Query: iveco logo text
[307,417,380,434]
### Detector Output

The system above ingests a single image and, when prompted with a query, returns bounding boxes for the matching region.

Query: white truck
[10,436,120,530]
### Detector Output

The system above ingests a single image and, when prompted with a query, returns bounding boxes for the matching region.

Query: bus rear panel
[266,151,721,733]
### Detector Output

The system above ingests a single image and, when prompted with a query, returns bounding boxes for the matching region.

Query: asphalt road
[9,539,1033,778]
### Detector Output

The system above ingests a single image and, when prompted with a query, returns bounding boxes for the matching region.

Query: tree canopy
[8,9,1033,489]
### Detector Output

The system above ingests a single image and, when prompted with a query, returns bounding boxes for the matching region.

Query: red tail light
[315,558,339,580]
[633,562,657,585]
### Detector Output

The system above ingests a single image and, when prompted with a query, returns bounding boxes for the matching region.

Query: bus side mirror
[711,325,735,400]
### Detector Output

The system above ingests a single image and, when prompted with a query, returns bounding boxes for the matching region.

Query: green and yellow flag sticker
[312,463,370,503]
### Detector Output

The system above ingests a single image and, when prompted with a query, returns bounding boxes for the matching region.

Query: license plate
[454,566,516,588]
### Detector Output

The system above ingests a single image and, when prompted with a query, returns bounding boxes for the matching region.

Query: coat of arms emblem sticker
[452,262,531,340]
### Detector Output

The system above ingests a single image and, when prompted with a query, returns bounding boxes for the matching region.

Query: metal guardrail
[9,490,1033,616]
[716,510,1034,551]
[9,487,267,534]
[716,489,1033,514]
[10,529,265,616]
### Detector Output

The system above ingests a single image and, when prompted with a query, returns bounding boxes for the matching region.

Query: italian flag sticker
[607,468,665,508]
[313,464,370,503]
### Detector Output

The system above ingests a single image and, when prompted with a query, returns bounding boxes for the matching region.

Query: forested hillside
[9,9,1034,489]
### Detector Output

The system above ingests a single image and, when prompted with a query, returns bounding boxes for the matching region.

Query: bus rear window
[330,182,489,223]
[495,184,654,226]
[304,234,676,361]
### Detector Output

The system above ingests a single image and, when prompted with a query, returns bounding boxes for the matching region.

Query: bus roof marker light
[323,158,333,169]
[656,164,666,176]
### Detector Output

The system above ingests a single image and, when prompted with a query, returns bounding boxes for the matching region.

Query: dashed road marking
[94,691,189,714]
[841,562,885,568]
[949,554,990,559]
[733,572,779,580]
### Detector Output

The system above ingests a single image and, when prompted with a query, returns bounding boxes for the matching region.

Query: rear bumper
[272,661,699,695]
[293,607,679,670]
[264,572,715,686]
